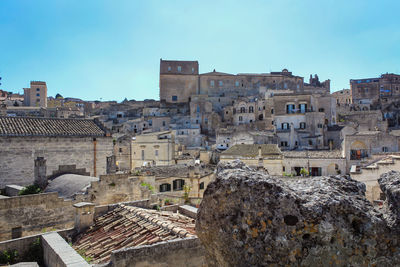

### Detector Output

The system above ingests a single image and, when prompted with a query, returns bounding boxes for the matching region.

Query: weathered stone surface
[196,161,400,266]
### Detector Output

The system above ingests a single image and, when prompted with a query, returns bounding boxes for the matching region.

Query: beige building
[23,81,47,107]
[0,116,113,188]
[282,150,346,176]
[131,131,175,168]
[159,59,199,103]
[351,154,400,202]
[219,144,283,175]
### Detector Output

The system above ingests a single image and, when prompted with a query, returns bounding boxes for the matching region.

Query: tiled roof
[221,144,282,157]
[73,205,196,264]
[0,116,106,137]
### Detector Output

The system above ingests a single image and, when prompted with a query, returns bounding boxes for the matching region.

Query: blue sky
[1,0,399,101]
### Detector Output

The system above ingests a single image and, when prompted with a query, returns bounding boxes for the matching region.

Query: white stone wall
[0,136,113,188]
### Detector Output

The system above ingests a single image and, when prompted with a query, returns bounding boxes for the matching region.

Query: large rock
[196,161,400,266]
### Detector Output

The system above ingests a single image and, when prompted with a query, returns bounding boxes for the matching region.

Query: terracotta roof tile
[0,116,106,137]
[73,204,196,264]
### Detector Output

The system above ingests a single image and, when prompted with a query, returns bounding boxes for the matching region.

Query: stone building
[23,81,47,107]
[350,73,400,108]
[216,128,277,150]
[219,144,283,175]
[271,93,335,150]
[131,131,175,168]
[282,150,346,176]
[343,130,400,172]
[114,134,133,171]
[0,116,113,188]
[159,59,199,103]
[332,89,352,106]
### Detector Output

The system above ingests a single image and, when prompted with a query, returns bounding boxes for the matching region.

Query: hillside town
[1,59,400,265]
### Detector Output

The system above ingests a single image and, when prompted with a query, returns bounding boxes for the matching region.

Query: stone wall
[196,161,400,266]
[109,237,205,267]
[41,232,90,267]
[0,136,113,188]
[0,193,74,241]
[80,174,152,205]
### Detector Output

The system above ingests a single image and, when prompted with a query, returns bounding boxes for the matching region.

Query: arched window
[249,106,254,113]
[240,107,246,113]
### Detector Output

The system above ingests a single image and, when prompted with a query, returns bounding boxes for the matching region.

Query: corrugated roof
[221,144,282,157]
[73,205,196,264]
[0,116,106,137]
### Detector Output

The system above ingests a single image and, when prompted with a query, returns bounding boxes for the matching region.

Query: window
[271,109,274,114]
[282,123,290,130]
[11,227,22,239]
[119,148,123,153]
[317,124,323,128]
[286,104,295,114]
[350,149,368,160]
[282,166,286,172]
[300,122,306,129]
[191,67,195,73]
[148,119,152,126]
[382,147,388,152]
[233,108,236,114]
[199,182,205,190]
[141,150,145,160]
[210,80,215,87]
[197,105,200,113]
[168,66,171,71]
[219,81,223,86]
[299,103,307,113]
[319,108,325,112]
[284,82,287,89]
[36,88,40,91]
[160,183,171,192]
[177,66,182,72]
[280,141,288,147]
[172,95,178,101]
[235,81,239,87]
[308,140,313,146]
[239,116,243,121]
[240,107,246,113]
[162,121,166,127]
[173,179,185,191]
[249,106,254,113]
[36,93,40,97]
[155,150,159,156]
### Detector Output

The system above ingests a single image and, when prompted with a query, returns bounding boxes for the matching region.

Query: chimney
[34,157,47,189]
[106,155,117,174]
[188,166,195,178]
[73,202,95,233]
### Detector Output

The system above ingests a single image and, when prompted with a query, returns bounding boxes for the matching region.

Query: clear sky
[1,0,399,101]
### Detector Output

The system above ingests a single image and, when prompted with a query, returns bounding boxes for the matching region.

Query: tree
[55,93,63,99]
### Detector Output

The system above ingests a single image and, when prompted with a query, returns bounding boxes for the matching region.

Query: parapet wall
[109,237,205,267]
[0,193,74,241]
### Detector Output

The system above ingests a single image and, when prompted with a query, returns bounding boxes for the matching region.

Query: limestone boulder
[196,160,400,266]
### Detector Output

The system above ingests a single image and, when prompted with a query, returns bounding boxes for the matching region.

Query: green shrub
[19,184,42,195]
[300,168,309,176]
[0,249,18,264]
[24,237,43,265]
[140,182,154,193]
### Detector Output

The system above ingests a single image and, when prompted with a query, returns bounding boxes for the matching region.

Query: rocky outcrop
[196,161,400,266]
